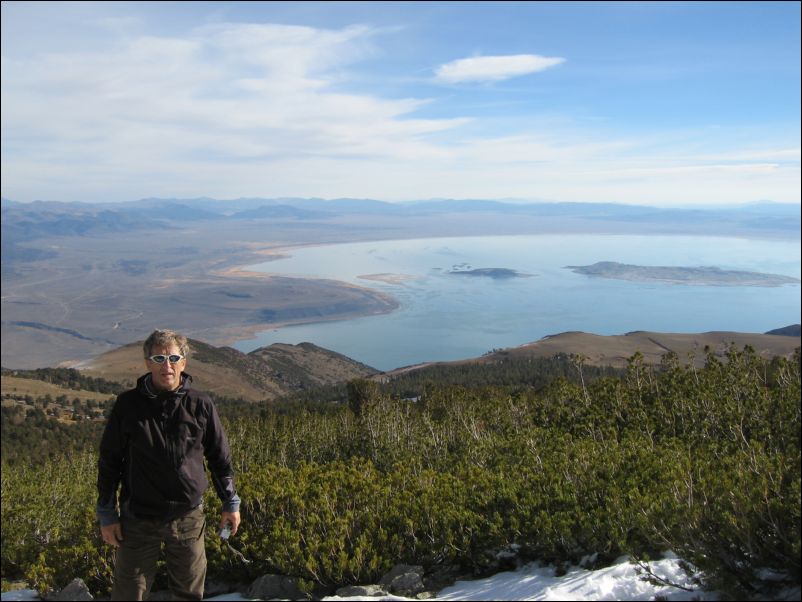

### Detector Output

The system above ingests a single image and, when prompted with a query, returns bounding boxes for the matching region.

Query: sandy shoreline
[206,299,401,350]
[357,273,420,285]
[214,242,319,278]
[199,241,404,349]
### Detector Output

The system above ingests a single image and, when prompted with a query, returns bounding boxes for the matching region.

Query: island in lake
[448,267,531,280]
[565,261,800,287]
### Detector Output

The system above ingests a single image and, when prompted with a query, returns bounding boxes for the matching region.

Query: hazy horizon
[2,1,800,207]
[2,195,800,211]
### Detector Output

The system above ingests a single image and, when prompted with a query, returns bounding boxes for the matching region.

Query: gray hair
[143,329,190,358]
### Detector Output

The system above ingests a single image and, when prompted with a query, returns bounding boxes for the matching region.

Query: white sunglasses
[147,354,185,364]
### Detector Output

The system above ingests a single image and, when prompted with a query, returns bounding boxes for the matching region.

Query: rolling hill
[384,328,801,378]
[50,327,800,402]
[69,338,379,402]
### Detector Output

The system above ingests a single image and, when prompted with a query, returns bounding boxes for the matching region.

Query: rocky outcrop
[335,584,389,597]
[246,574,308,600]
[378,564,426,597]
[46,578,93,601]
[36,561,462,601]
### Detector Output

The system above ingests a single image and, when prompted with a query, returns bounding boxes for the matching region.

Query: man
[97,329,241,601]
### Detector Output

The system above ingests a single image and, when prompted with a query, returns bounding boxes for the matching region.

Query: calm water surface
[232,235,801,371]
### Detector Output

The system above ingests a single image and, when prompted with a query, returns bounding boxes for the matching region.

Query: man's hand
[220,510,241,537]
[101,523,124,547]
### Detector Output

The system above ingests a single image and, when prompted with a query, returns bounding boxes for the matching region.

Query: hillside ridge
[68,338,378,402]
[382,326,801,378]
[8,326,798,402]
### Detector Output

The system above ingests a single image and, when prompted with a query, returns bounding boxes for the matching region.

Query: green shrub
[2,346,798,598]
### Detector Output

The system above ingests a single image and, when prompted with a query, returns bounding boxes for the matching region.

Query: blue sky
[1,1,800,206]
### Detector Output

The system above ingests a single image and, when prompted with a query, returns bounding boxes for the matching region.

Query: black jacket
[96,373,239,524]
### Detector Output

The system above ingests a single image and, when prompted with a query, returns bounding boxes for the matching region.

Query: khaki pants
[112,506,206,601]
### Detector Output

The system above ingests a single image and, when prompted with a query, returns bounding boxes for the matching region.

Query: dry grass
[72,342,279,402]
[489,330,801,368]
[384,330,801,378]
[74,339,376,402]
[1,375,115,403]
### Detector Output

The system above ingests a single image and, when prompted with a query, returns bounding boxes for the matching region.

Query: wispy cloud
[2,22,465,185]
[1,11,798,206]
[434,54,565,84]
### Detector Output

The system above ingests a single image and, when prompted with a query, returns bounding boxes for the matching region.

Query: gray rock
[379,564,424,586]
[423,564,464,592]
[378,563,426,597]
[335,584,388,597]
[48,578,93,601]
[247,574,307,600]
[387,572,425,597]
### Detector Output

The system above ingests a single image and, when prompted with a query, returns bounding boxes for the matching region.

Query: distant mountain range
[3,197,800,245]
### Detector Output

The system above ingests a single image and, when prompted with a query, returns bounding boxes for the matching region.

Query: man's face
[145,343,186,392]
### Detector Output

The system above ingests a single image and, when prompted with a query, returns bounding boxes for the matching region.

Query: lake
[232,234,801,371]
